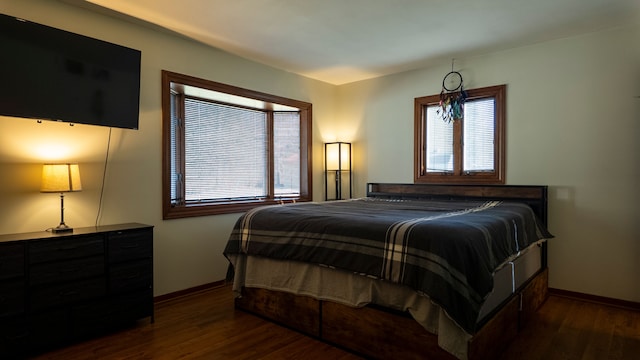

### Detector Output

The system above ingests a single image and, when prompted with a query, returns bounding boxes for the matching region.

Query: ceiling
[65,0,638,85]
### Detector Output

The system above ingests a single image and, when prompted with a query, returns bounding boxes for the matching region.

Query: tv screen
[0,13,141,130]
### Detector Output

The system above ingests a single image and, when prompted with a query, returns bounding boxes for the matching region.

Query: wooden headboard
[366,183,549,226]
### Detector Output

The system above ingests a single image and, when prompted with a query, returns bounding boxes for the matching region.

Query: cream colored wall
[1,0,638,303]
[341,23,640,302]
[0,0,335,296]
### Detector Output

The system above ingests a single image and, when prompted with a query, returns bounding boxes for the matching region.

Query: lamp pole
[53,192,72,233]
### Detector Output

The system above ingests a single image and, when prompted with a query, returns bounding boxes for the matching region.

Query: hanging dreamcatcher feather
[437,70,467,123]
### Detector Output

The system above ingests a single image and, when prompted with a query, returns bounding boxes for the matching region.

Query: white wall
[0,0,335,296]
[1,0,638,303]
[341,23,640,302]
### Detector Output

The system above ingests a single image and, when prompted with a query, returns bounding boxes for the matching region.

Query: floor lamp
[324,142,351,201]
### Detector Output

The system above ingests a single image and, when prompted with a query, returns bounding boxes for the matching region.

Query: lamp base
[52,223,73,233]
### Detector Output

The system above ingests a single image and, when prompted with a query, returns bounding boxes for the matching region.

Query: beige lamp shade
[325,142,351,171]
[41,163,82,193]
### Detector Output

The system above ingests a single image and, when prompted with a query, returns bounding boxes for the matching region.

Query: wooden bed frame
[235,183,550,360]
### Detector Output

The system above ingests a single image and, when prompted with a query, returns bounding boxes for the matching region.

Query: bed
[223,183,553,359]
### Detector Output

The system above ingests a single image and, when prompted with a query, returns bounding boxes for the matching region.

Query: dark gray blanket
[223,198,553,333]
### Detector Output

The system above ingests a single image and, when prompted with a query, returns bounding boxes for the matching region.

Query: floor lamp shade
[325,142,351,171]
[324,142,352,201]
[41,163,82,233]
[41,163,82,193]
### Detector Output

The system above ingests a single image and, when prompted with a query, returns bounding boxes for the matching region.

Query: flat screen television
[0,13,141,130]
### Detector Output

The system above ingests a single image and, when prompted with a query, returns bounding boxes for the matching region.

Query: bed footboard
[236,268,548,360]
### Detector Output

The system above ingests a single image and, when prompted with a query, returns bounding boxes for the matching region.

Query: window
[414,84,505,184]
[162,71,312,219]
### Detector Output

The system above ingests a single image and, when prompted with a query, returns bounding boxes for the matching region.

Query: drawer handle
[59,290,79,297]
[7,333,28,341]
[121,243,141,249]
[124,272,141,280]
[59,267,81,274]
[57,245,80,251]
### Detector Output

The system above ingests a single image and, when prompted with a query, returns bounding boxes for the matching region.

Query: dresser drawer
[109,288,154,322]
[0,243,25,280]
[28,308,70,350]
[0,314,28,358]
[29,235,104,264]
[108,229,152,263]
[30,255,104,285]
[71,299,114,337]
[109,259,152,294]
[0,280,25,317]
[30,277,106,311]
[71,289,152,336]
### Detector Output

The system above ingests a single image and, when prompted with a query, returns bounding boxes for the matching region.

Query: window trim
[161,70,312,219]
[414,84,506,184]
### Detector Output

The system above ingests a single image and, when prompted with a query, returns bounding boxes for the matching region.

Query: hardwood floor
[499,294,640,360]
[30,286,640,360]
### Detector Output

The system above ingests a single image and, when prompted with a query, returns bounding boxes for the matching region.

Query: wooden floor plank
[549,300,598,359]
[498,292,569,360]
[29,286,640,360]
[582,305,618,360]
[613,307,640,360]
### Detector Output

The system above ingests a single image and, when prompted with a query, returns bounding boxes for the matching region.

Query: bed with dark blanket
[224,183,553,359]
[225,198,551,334]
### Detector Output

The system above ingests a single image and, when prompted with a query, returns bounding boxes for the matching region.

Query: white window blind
[425,106,453,172]
[183,98,268,202]
[170,93,179,203]
[273,112,301,197]
[463,98,495,172]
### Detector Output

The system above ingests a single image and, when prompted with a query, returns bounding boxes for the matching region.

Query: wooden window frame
[161,70,312,219]
[414,84,506,184]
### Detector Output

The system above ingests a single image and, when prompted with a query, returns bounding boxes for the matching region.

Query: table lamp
[41,163,82,233]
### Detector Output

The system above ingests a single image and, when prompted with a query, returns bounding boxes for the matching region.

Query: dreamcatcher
[437,61,467,123]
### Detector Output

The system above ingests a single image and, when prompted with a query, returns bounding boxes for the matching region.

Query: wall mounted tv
[0,13,141,130]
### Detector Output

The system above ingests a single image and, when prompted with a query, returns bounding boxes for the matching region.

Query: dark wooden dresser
[0,223,153,358]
